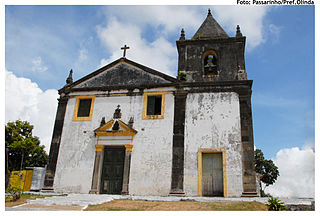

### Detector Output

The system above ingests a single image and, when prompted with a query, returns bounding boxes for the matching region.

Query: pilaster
[42,95,68,190]
[169,90,187,195]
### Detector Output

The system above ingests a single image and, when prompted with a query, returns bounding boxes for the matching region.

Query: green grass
[208,201,267,211]
[84,199,268,211]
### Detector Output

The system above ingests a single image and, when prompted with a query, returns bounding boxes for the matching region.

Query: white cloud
[213,6,271,51]
[101,6,203,37]
[31,56,48,73]
[264,147,315,198]
[96,6,274,76]
[5,70,58,153]
[78,48,88,62]
[302,138,315,151]
[97,17,177,76]
[268,23,281,43]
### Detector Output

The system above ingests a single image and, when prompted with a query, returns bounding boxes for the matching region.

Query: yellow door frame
[198,148,227,197]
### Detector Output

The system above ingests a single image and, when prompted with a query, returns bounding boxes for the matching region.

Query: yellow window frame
[73,95,95,121]
[142,92,166,119]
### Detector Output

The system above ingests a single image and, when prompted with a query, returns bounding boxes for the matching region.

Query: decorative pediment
[94,119,137,137]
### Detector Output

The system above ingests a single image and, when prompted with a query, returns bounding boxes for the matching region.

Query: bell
[205,57,216,72]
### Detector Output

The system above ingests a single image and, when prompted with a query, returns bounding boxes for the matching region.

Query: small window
[77,99,92,117]
[143,92,165,119]
[147,95,162,115]
[73,95,95,121]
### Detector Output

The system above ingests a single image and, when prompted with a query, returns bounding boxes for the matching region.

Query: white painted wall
[129,93,174,196]
[54,91,174,195]
[184,92,243,197]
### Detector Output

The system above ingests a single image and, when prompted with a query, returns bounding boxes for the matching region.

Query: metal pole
[20,151,24,171]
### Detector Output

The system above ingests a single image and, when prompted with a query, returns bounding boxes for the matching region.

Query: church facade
[43,10,258,197]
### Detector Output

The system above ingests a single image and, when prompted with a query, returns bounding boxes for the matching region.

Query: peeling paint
[54,93,174,195]
[184,92,243,197]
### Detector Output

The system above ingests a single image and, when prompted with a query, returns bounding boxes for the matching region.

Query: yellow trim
[94,120,137,137]
[95,145,104,152]
[96,120,114,132]
[72,95,95,121]
[95,144,133,152]
[98,138,132,141]
[198,148,227,197]
[142,91,166,119]
[95,130,137,137]
[109,93,127,97]
[125,144,133,152]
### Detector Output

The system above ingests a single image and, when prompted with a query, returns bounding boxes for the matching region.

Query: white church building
[43,10,258,197]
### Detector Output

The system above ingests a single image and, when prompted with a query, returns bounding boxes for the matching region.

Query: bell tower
[176,9,247,82]
[176,9,258,197]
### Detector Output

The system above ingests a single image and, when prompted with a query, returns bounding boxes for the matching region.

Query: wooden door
[202,153,223,197]
[100,146,125,194]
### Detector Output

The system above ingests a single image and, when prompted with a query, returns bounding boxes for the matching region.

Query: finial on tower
[128,117,134,128]
[208,8,212,16]
[100,117,106,127]
[66,69,73,85]
[236,25,243,37]
[179,28,185,40]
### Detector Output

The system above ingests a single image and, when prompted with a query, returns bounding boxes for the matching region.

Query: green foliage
[5,187,22,202]
[196,33,204,38]
[260,189,271,197]
[178,72,187,81]
[255,149,279,187]
[5,120,48,171]
[266,196,286,211]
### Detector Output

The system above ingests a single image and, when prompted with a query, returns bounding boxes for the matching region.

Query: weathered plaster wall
[54,91,174,195]
[184,92,243,197]
[54,97,96,193]
[177,38,246,82]
[129,93,174,196]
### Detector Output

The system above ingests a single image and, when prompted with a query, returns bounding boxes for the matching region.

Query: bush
[5,187,22,202]
[178,72,187,81]
[266,196,286,211]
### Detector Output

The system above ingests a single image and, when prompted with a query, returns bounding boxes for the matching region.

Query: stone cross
[121,45,130,58]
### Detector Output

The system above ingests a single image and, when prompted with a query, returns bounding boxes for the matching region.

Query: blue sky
[4,5,315,197]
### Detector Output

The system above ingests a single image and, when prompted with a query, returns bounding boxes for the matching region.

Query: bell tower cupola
[177,9,247,82]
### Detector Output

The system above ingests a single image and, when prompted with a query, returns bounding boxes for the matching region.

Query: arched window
[203,50,218,75]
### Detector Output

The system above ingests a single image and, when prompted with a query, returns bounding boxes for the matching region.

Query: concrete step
[168,192,186,197]
[241,192,259,197]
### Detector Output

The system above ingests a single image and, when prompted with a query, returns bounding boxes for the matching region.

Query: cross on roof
[121,45,130,58]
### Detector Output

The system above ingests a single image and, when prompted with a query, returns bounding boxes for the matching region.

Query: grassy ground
[84,199,268,211]
[5,193,61,207]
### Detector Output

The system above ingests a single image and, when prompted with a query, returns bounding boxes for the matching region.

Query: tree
[5,120,48,171]
[255,149,280,195]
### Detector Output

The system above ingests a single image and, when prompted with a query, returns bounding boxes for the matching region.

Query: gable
[94,119,137,137]
[73,60,175,89]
